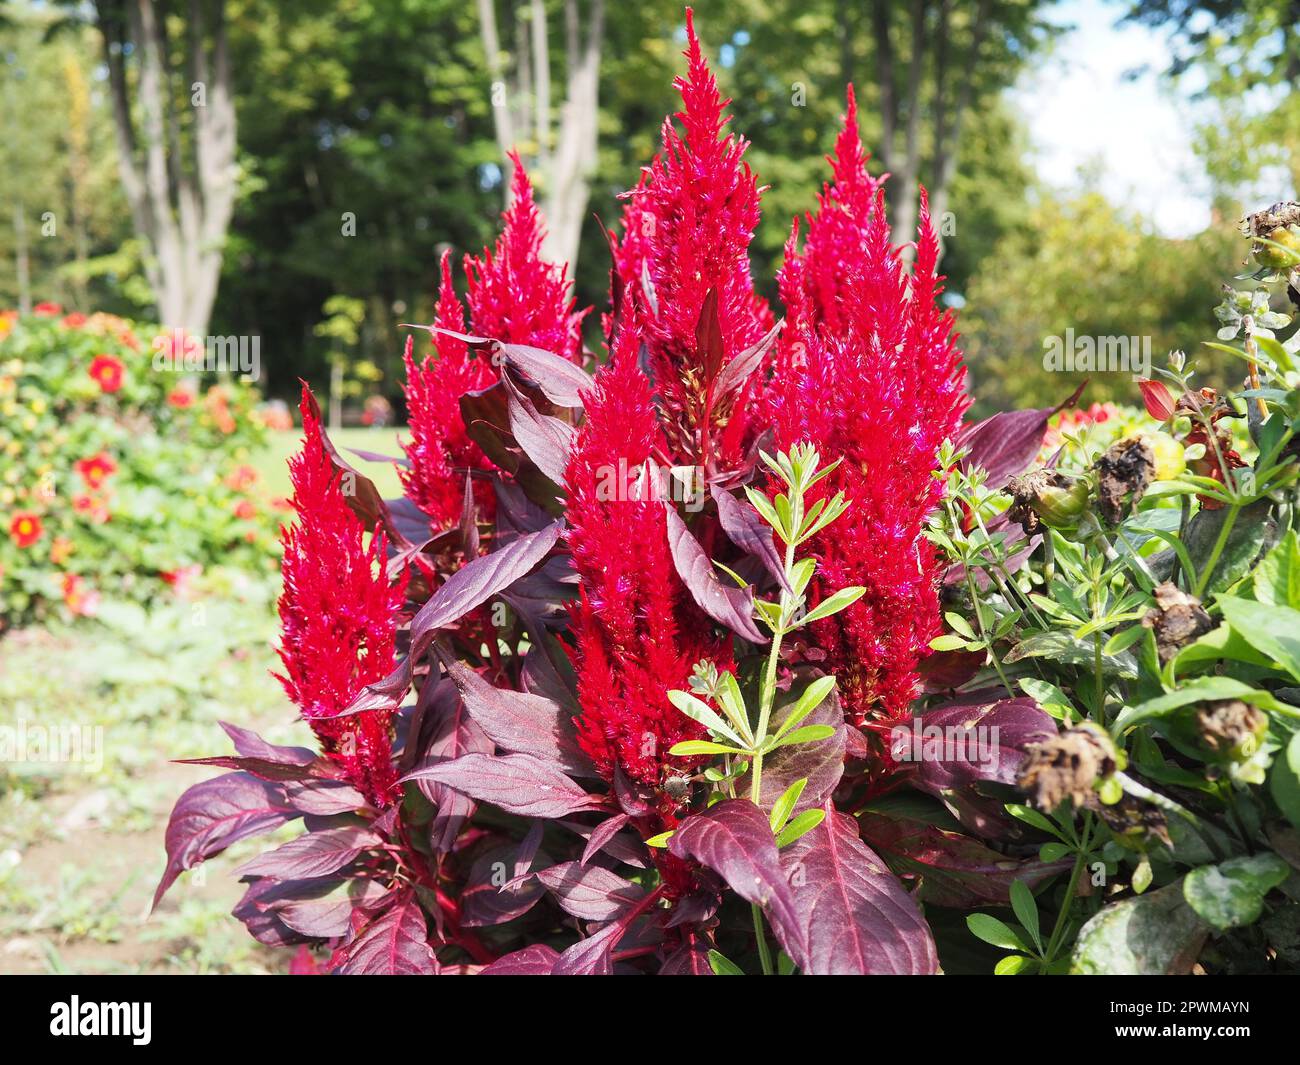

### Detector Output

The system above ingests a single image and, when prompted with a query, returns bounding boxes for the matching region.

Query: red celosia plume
[611,8,772,466]
[277,387,409,807]
[401,158,588,529]
[771,93,969,754]
[564,326,729,791]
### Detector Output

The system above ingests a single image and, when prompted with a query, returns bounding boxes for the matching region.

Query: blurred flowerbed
[0,304,281,628]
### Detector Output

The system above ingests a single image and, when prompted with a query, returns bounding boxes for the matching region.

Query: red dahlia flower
[276,387,409,807]
[75,452,117,491]
[9,512,43,548]
[88,353,125,393]
[770,94,969,748]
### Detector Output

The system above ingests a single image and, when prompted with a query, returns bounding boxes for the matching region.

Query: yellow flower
[30,397,46,415]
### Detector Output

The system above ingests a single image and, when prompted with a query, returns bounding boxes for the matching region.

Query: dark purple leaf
[153,772,297,909]
[236,825,383,880]
[696,288,725,383]
[343,522,562,716]
[957,382,1085,490]
[535,862,646,921]
[664,503,767,643]
[780,806,937,974]
[711,485,791,592]
[218,722,316,766]
[282,780,368,816]
[503,375,573,485]
[741,686,845,813]
[338,890,438,975]
[174,755,324,784]
[668,799,803,961]
[712,319,782,405]
[501,341,595,408]
[480,944,560,975]
[271,879,353,939]
[859,807,1072,908]
[441,657,593,778]
[461,836,548,927]
[401,752,599,818]
[346,447,409,466]
[551,919,624,976]
[414,683,495,853]
[521,641,579,714]
[897,694,1056,792]
[232,878,308,947]
[580,813,632,866]
[663,891,720,928]
[459,471,480,560]
[659,934,714,975]
[562,818,650,869]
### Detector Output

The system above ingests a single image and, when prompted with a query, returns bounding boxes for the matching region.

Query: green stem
[1044,812,1092,968]
[751,903,775,975]
[1194,503,1240,597]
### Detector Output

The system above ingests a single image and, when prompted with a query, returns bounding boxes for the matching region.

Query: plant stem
[752,903,775,975]
[1194,502,1240,597]
[1044,812,1092,968]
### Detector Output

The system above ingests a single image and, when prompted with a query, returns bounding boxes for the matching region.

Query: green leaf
[667,690,746,747]
[966,913,1029,952]
[1112,675,1300,731]
[770,724,835,749]
[1214,596,1300,683]
[668,740,749,757]
[929,634,970,652]
[775,808,825,847]
[1009,880,1041,951]
[1006,801,1063,836]
[707,949,744,975]
[1070,883,1208,975]
[772,676,836,741]
[1183,853,1291,931]
[1017,678,1079,723]
[789,557,816,596]
[769,778,807,833]
[644,831,674,848]
[994,954,1036,975]
[944,611,976,639]
[1103,624,1148,656]
[1269,730,1300,831]
[1039,842,1071,862]
[798,586,866,626]
[715,672,753,744]
[1254,529,1300,608]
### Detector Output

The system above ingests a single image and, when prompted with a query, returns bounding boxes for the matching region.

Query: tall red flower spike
[771,92,970,758]
[611,8,772,466]
[466,151,587,363]
[402,158,588,528]
[400,250,496,529]
[277,386,409,807]
[565,324,729,792]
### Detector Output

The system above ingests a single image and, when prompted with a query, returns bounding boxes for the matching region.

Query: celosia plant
[156,9,1083,975]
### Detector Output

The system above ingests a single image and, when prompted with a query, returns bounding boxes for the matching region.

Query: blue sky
[1012,0,1212,236]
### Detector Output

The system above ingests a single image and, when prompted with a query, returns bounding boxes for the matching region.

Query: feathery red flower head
[564,324,728,789]
[277,386,408,806]
[771,97,969,750]
[465,153,587,362]
[610,9,772,464]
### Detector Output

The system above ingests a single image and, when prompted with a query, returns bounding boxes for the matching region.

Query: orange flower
[75,451,118,490]
[167,387,195,409]
[9,512,43,548]
[224,465,259,491]
[234,499,257,521]
[89,353,125,393]
[50,536,74,565]
[62,312,88,329]
[33,301,62,317]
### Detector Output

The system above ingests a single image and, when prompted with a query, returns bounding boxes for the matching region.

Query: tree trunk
[96,0,236,336]
[13,200,31,315]
[476,0,605,270]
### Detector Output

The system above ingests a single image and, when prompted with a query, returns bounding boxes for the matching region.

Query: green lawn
[253,427,407,500]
